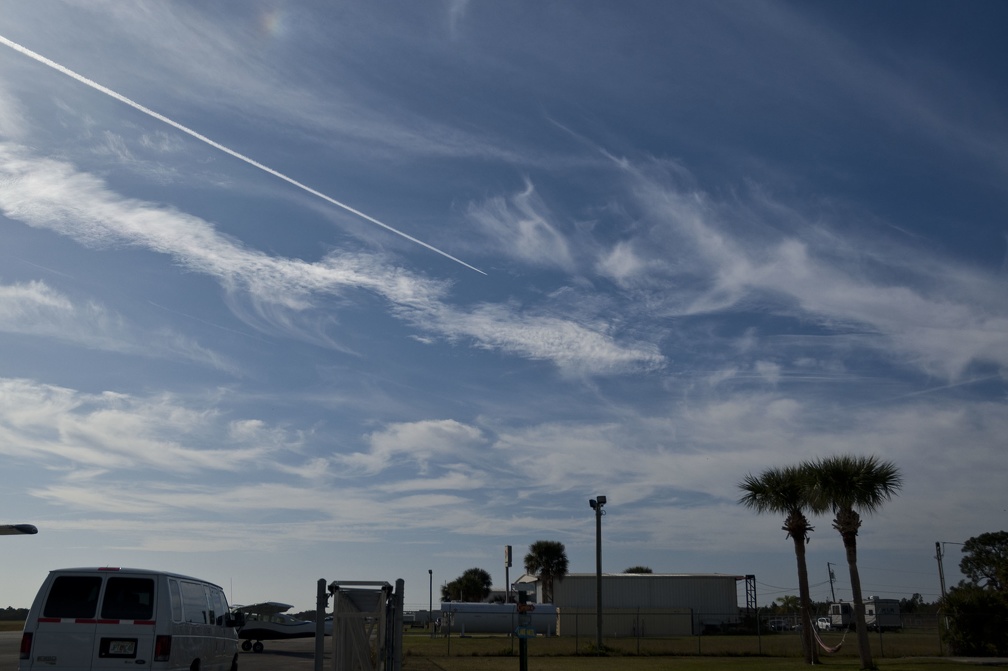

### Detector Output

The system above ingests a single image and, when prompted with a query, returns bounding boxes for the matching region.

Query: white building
[520,573,753,636]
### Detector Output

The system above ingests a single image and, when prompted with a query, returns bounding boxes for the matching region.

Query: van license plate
[100,638,138,658]
[110,641,135,655]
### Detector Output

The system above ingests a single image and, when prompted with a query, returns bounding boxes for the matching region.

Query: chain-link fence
[428,609,945,658]
[561,610,943,657]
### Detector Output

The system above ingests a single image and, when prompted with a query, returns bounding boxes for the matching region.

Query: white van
[19,567,242,671]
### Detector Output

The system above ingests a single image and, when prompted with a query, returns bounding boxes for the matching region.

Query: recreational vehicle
[828,598,901,631]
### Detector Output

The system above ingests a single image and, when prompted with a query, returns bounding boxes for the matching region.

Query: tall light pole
[428,569,433,638]
[589,495,606,653]
[505,545,513,603]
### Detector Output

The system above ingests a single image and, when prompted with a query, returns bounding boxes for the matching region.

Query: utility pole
[936,541,965,600]
[935,542,947,599]
[827,562,837,603]
[589,495,607,654]
[314,578,327,671]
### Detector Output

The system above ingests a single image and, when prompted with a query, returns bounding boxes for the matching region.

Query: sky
[1,1,1006,615]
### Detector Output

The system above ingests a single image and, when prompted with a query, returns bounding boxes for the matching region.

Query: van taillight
[19,632,32,660]
[154,635,172,662]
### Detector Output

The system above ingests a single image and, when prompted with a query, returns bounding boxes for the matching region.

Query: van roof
[48,567,225,590]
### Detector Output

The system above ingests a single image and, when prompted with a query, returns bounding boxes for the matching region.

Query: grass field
[397,630,994,671]
[7,620,992,671]
[401,628,946,660]
[400,657,991,671]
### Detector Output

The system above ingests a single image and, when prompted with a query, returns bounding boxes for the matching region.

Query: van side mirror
[226,611,245,628]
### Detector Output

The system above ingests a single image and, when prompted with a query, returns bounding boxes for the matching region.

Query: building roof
[520,572,748,581]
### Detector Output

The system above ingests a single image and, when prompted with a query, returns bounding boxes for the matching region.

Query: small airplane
[233,601,331,653]
[1,524,38,535]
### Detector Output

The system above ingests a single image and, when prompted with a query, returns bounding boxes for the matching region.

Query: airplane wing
[234,601,294,616]
[0,524,38,535]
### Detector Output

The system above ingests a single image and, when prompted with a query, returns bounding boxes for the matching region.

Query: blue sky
[2,1,1006,614]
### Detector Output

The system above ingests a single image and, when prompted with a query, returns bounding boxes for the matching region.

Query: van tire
[231,654,239,671]
[190,660,200,671]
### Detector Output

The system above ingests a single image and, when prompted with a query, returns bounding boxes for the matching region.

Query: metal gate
[329,579,403,671]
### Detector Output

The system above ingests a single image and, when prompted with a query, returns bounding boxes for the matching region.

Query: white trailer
[828,598,901,631]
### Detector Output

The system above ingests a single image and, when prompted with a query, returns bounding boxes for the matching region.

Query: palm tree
[807,455,902,670]
[523,540,569,603]
[776,594,800,613]
[739,465,819,664]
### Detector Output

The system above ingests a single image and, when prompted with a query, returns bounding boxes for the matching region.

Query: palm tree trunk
[842,527,874,669]
[792,533,820,664]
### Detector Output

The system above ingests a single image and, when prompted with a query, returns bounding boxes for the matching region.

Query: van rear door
[30,574,102,670]
[90,575,158,670]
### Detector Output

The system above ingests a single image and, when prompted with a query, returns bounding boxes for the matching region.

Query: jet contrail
[0,34,485,275]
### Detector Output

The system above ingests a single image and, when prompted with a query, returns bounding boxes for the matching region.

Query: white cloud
[0,377,282,473]
[467,179,574,271]
[412,302,665,376]
[0,279,236,372]
[755,361,782,385]
[447,0,471,36]
[617,160,1008,381]
[0,80,27,139]
[0,142,665,375]
[595,241,648,286]
[338,419,485,475]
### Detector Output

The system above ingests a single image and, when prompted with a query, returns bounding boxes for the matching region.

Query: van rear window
[43,576,102,618]
[101,577,155,620]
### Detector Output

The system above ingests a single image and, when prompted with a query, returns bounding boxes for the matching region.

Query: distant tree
[524,540,569,604]
[739,465,818,664]
[942,583,1008,656]
[807,455,902,670]
[959,531,1008,591]
[941,530,1008,656]
[0,606,29,621]
[623,566,653,574]
[899,593,925,614]
[441,567,493,602]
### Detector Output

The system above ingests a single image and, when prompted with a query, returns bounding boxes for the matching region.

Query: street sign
[516,602,535,613]
[515,626,536,639]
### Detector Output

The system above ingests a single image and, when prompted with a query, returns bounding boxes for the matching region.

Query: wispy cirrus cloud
[0,142,665,375]
[337,419,485,475]
[0,279,236,371]
[589,156,1008,381]
[467,179,574,271]
[0,32,484,274]
[0,377,283,472]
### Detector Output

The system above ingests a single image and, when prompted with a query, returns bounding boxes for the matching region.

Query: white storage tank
[440,602,557,635]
